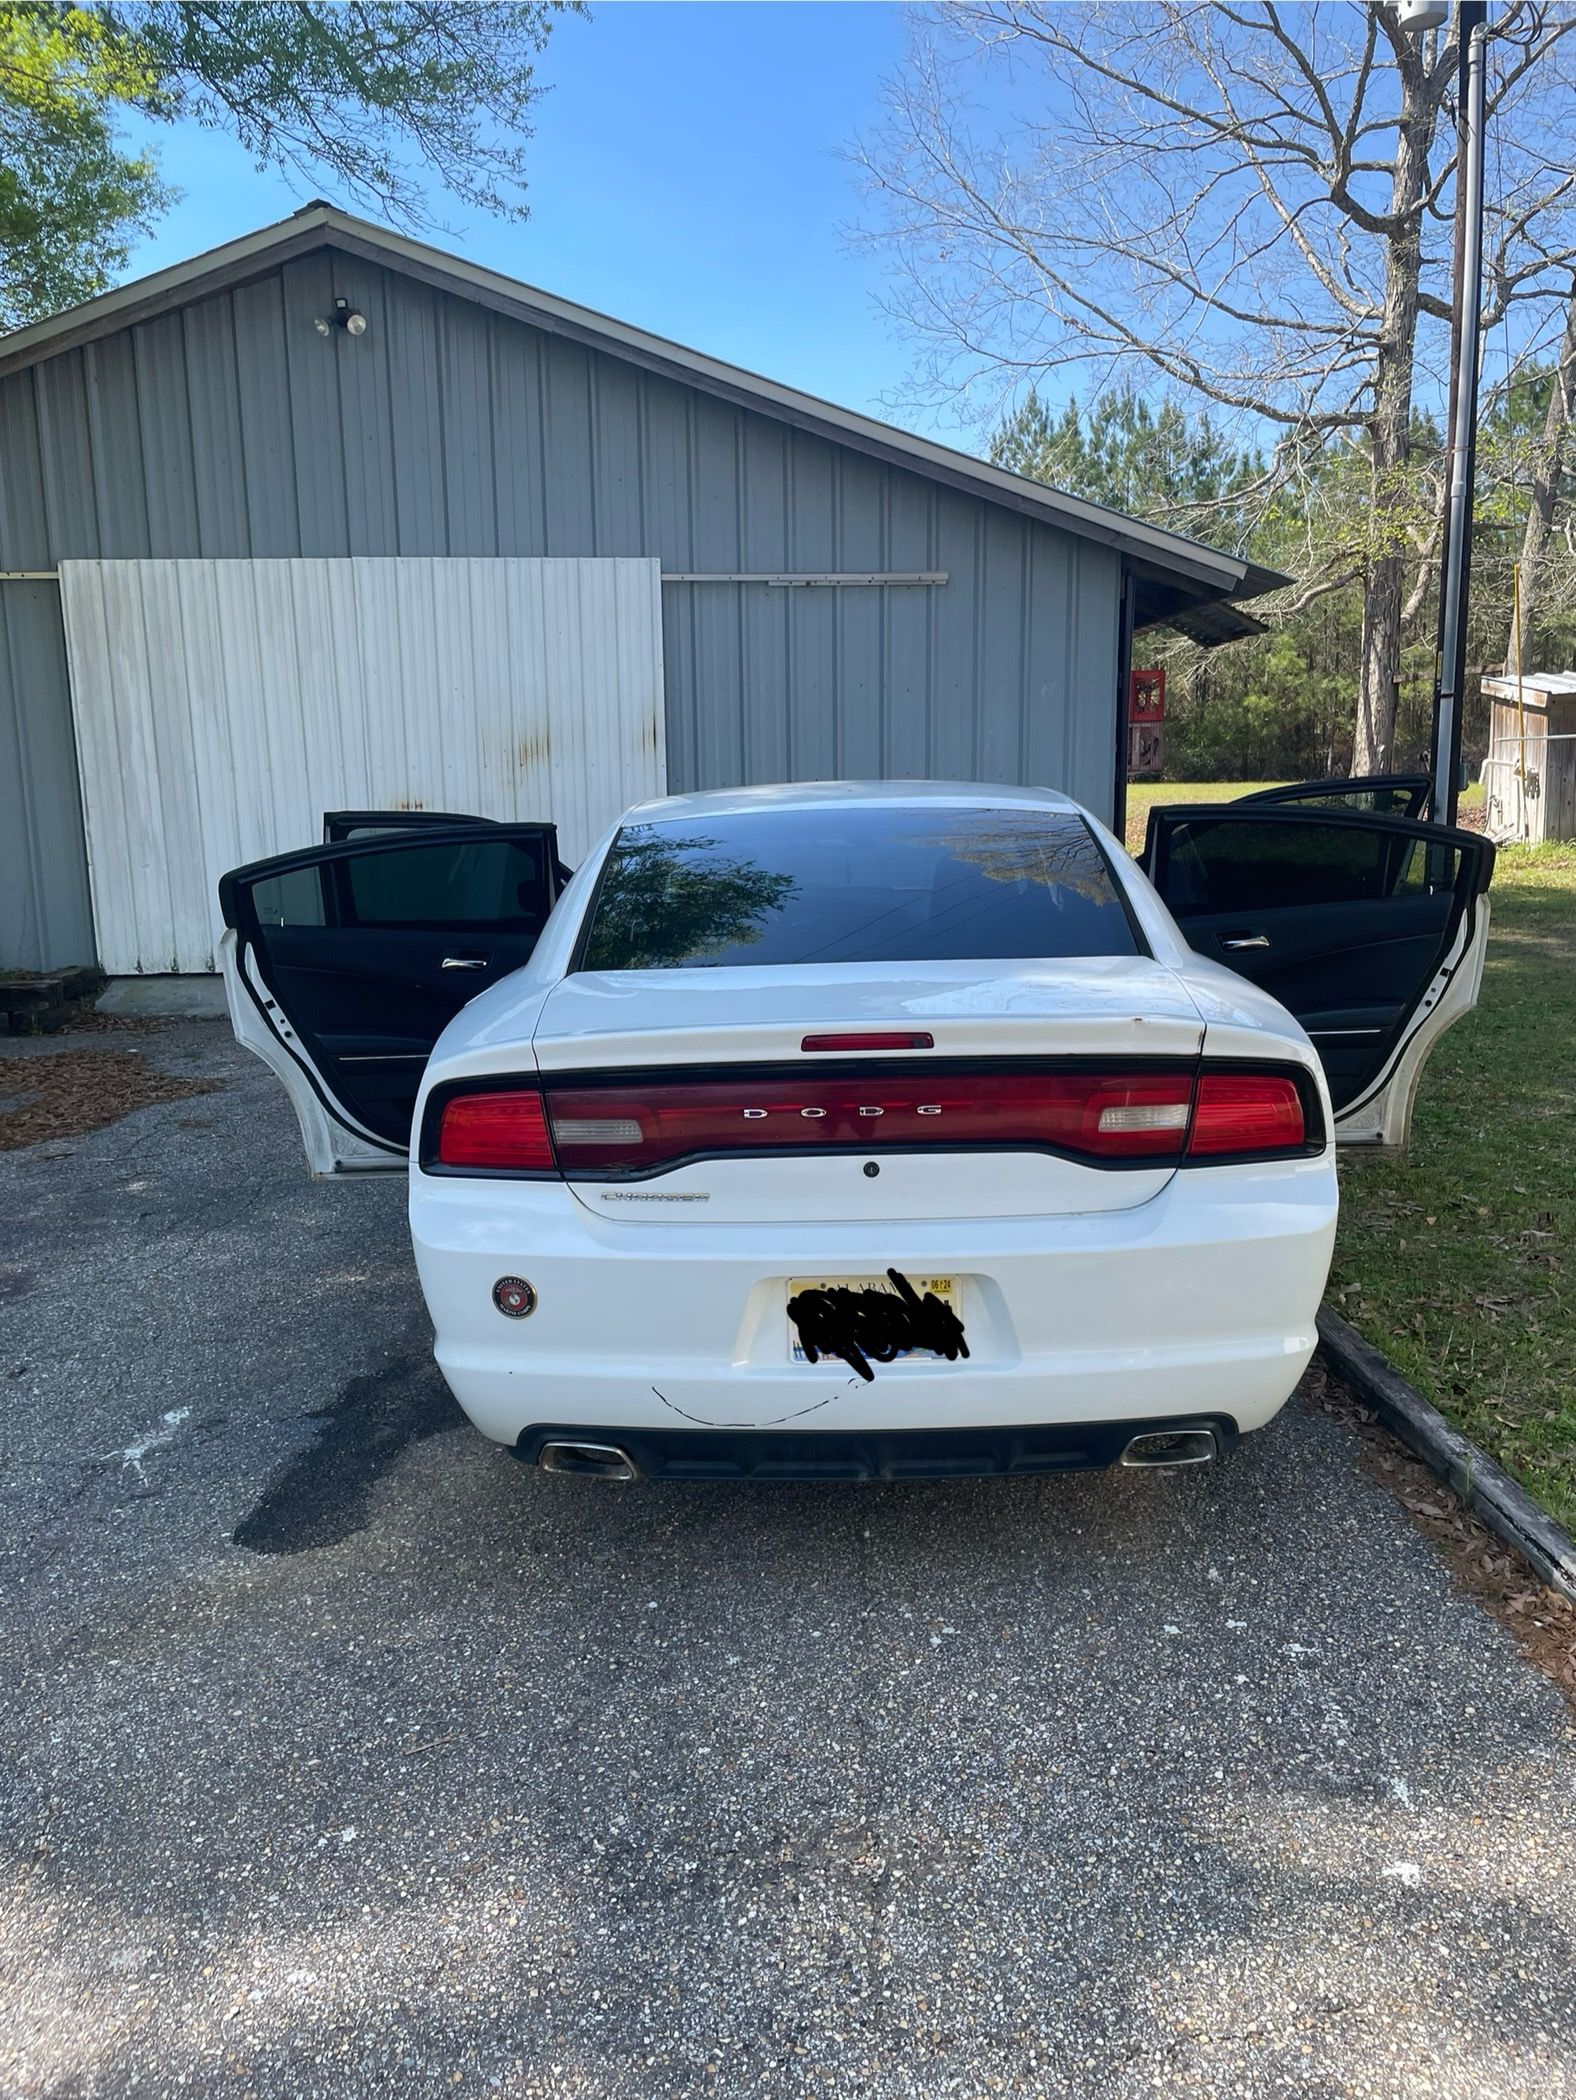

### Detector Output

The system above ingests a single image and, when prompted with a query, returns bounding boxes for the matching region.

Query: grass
[1124,782,1575,1529]
[1330,843,1576,1530]
[1122,781,1284,854]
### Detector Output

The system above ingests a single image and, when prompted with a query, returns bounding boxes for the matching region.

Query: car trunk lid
[531,959,1204,1223]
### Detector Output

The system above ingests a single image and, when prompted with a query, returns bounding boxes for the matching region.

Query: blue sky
[120,3,941,433]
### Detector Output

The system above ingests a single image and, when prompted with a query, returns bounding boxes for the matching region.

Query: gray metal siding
[0,581,94,968]
[0,244,1119,970]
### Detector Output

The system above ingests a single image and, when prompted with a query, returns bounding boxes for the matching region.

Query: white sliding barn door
[58,557,666,974]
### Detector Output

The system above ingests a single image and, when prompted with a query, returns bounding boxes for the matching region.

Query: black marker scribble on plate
[787,1269,969,1383]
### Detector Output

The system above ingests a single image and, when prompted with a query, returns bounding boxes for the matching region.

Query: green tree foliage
[993,384,1393,778]
[0,6,168,327]
[992,384,1266,553]
[1,2,569,329]
[996,373,1576,780]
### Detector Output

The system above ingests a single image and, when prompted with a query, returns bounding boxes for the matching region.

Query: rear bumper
[409,1154,1337,1449]
[517,1414,1238,1481]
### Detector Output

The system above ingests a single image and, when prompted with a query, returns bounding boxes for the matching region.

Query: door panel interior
[244,923,542,1137]
[1167,894,1453,1102]
[221,826,558,1149]
[1144,806,1492,1113]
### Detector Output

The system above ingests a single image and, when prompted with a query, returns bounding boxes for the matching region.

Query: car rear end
[407,790,1338,1479]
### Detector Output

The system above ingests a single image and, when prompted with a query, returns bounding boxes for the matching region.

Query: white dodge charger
[220,778,1492,1481]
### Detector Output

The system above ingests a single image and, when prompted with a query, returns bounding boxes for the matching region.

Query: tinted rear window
[578,806,1140,970]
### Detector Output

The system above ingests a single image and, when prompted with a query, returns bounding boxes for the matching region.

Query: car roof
[620,779,1086,825]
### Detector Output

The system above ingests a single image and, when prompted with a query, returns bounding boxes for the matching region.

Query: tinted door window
[1324,784,1425,817]
[322,809,495,843]
[338,839,548,929]
[1159,818,1458,918]
[1147,808,1488,1115]
[251,865,328,927]
[579,807,1141,969]
[1238,776,1430,819]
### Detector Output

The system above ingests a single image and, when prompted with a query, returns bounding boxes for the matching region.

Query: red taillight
[541,1071,1197,1172]
[1188,1074,1305,1157]
[431,1067,1312,1174]
[438,1089,556,1170]
[801,1032,935,1052]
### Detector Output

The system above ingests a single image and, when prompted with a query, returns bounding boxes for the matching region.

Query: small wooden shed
[1480,671,1576,844]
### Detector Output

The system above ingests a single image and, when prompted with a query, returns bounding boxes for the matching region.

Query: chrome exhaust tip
[1118,1427,1218,1469]
[538,1440,639,1482]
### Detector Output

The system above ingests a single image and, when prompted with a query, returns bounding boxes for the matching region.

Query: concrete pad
[96,972,227,1018]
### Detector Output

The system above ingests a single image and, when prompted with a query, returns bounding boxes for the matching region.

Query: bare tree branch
[854,0,1576,766]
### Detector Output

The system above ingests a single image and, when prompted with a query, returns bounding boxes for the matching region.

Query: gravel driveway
[2,1022,1573,2099]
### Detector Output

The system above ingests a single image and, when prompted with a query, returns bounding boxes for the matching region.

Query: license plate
[788,1274,960,1363]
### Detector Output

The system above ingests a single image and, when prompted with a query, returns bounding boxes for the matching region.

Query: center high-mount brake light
[431,1065,1314,1175]
[801,1031,934,1052]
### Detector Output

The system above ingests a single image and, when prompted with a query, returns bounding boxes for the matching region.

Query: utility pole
[1429,0,1489,827]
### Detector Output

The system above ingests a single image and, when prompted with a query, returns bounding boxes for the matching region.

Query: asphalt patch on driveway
[233,1351,466,1555]
[1307,1359,1576,1711]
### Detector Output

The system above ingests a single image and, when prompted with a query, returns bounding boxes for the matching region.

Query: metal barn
[0,204,1277,975]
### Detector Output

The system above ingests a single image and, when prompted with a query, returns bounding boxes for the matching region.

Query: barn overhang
[1126,557,1283,650]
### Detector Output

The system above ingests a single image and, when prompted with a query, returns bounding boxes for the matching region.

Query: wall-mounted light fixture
[313,296,368,338]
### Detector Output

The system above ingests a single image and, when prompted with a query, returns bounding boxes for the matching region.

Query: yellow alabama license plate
[788,1274,960,1363]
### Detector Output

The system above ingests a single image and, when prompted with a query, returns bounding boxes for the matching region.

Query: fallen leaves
[0,1048,222,1150]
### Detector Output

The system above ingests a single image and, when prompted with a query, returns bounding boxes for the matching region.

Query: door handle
[1221,932,1271,951]
[441,955,490,971]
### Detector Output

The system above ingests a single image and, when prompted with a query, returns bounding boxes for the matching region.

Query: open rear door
[1143,804,1494,1147]
[323,809,499,842]
[219,823,559,1173]
[1235,774,1431,820]
[324,809,574,886]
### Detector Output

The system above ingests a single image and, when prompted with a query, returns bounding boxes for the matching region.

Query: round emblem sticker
[492,1276,537,1319]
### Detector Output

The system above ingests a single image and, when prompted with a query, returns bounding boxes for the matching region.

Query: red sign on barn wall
[1129,667,1166,723]
[1128,667,1166,775]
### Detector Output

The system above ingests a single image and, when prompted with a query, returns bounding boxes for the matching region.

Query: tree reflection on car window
[580,828,799,969]
[918,816,1121,900]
